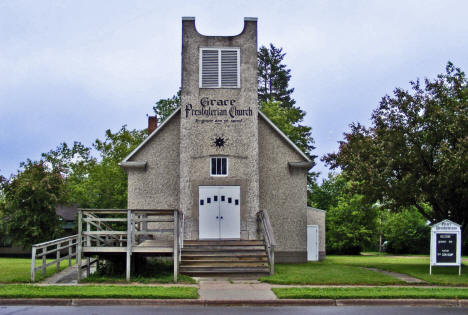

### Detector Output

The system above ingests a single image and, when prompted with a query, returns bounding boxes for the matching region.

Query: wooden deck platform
[131,240,174,253]
[77,209,184,282]
[75,208,275,282]
[82,240,174,254]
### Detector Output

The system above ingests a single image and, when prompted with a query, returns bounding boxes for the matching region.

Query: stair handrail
[178,212,184,263]
[81,210,128,247]
[257,210,276,275]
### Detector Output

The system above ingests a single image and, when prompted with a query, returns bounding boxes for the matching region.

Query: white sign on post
[430,219,462,275]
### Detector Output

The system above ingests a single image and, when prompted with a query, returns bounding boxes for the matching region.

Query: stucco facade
[307,207,326,260]
[258,116,308,262]
[127,115,180,210]
[121,17,324,263]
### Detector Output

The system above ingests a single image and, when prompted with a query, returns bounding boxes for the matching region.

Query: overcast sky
[1,0,467,180]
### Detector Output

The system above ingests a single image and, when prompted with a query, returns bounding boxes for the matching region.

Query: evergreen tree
[258,44,316,162]
[258,44,295,108]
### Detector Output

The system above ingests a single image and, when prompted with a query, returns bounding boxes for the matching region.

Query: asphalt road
[0,306,467,315]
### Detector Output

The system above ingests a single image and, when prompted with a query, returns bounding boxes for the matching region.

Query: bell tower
[179,17,260,240]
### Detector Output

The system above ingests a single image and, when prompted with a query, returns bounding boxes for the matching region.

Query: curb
[0,298,467,307]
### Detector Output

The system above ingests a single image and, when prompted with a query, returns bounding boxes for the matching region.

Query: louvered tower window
[200,48,240,88]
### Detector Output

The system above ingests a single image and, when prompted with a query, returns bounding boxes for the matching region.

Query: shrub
[326,194,377,254]
[383,207,430,254]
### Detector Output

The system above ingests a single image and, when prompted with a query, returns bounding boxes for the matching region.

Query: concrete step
[180,261,268,267]
[182,271,270,278]
[182,251,267,257]
[182,256,268,261]
[180,266,270,273]
[180,269,270,277]
[182,246,265,251]
[180,239,270,277]
[184,240,264,246]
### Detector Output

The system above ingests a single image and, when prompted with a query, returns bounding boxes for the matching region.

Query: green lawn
[0,258,75,283]
[273,287,468,299]
[0,285,198,299]
[326,255,468,286]
[260,260,404,285]
[260,255,468,286]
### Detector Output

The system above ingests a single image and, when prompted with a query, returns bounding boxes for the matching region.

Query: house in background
[0,204,78,256]
[55,205,78,234]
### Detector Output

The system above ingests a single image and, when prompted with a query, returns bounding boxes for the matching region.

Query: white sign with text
[430,219,462,275]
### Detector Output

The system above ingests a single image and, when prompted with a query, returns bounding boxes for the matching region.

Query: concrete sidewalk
[198,280,277,300]
[364,267,427,283]
[39,265,79,284]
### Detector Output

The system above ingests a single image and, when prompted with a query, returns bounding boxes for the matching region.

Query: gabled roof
[120,106,311,165]
[258,110,311,162]
[121,107,181,164]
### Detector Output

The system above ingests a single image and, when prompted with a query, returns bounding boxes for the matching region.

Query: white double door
[199,186,240,239]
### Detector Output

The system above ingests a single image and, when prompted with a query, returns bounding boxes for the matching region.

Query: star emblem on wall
[212,135,228,149]
[214,137,225,147]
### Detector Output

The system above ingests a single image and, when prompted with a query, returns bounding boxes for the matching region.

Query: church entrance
[198,186,240,239]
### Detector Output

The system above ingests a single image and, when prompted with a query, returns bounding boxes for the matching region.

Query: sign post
[430,219,462,275]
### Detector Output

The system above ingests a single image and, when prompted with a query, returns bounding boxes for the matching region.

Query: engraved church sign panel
[185,98,253,123]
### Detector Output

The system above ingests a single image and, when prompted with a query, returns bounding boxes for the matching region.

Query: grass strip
[273,287,468,299]
[0,285,198,299]
[81,273,196,284]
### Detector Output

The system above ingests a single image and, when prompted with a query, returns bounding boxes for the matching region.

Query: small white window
[200,48,240,88]
[211,157,228,176]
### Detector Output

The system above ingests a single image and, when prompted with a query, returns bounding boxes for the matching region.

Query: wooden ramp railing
[30,235,99,282]
[78,209,184,282]
[257,210,276,275]
[30,235,79,282]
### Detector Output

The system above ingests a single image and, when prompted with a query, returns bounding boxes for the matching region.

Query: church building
[120,17,325,274]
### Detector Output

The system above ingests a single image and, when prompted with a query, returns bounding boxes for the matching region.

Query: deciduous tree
[42,126,146,209]
[153,89,180,123]
[0,161,64,247]
[326,194,377,254]
[324,62,468,240]
[308,173,347,210]
[382,206,430,254]
[260,100,315,158]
